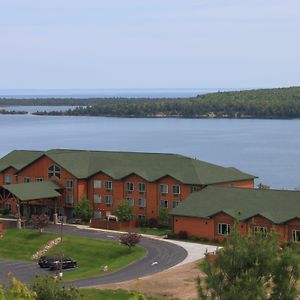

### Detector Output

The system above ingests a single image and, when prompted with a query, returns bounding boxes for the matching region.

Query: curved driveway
[0,224,187,287]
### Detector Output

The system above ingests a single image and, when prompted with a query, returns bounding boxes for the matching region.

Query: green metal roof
[170,186,300,224]
[2,181,62,201]
[0,150,43,173]
[0,149,256,185]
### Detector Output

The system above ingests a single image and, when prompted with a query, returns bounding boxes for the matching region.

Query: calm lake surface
[0,113,299,190]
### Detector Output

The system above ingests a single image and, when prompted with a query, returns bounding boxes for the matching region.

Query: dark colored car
[38,256,56,268]
[48,257,77,271]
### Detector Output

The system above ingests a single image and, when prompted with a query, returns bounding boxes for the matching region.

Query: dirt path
[90,260,204,300]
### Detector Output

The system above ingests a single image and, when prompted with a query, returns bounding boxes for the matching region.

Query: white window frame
[105,195,113,206]
[93,179,102,189]
[66,179,74,189]
[23,177,30,183]
[172,200,180,208]
[48,164,61,179]
[4,174,12,184]
[292,230,300,243]
[94,211,102,219]
[93,194,102,203]
[4,203,12,212]
[126,197,134,206]
[218,223,231,235]
[138,182,146,193]
[138,198,146,208]
[66,194,74,205]
[172,185,180,195]
[160,184,168,194]
[160,199,168,208]
[253,225,268,236]
[105,180,112,191]
[126,182,134,192]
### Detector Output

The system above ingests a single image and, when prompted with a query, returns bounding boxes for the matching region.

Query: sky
[0,0,299,89]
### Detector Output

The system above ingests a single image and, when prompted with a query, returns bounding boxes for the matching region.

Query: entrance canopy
[2,181,62,201]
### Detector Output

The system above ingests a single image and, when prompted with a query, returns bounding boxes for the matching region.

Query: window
[23,177,30,183]
[94,211,102,219]
[253,226,268,236]
[160,200,168,208]
[4,174,12,184]
[36,177,44,182]
[66,195,74,205]
[138,215,146,221]
[105,181,112,191]
[292,230,300,243]
[94,180,101,189]
[138,182,146,193]
[172,185,180,195]
[218,223,231,235]
[160,184,168,194]
[190,186,201,193]
[105,195,113,206]
[172,200,180,208]
[48,164,61,179]
[4,203,12,212]
[138,198,146,208]
[126,197,134,206]
[66,179,74,189]
[94,194,101,203]
[126,182,134,192]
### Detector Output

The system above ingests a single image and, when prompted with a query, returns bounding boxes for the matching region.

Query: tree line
[1,87,300,118]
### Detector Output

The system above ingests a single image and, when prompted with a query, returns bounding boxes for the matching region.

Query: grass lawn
[128,227,172,237]
[80,288,136,300]
[0,229,145,281]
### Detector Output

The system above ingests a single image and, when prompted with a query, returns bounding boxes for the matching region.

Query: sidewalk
[72,223,218,267]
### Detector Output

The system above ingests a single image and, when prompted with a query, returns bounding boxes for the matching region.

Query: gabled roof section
[0,149,257,185]
[0,150,43,173]
[170,186,300,224]
[2,181,62,201]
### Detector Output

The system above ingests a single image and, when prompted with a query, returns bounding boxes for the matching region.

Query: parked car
[38,256,56,268]
[48,257,77,270]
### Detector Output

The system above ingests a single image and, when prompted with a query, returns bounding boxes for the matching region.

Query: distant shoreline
[1,86,300,119]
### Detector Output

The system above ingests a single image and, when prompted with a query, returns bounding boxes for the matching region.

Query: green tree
[74,196,93,223]
[0,275,37,300]
[30,276,81,300]
[197,225,299,300]
[114,200,133,222]
[157,207,170,226]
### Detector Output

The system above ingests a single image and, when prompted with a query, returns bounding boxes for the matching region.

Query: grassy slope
[80,289,135,300]
[0,229,145,281]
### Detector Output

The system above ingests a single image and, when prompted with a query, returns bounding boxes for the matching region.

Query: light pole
[59,216,63,278]
[16,202,21,230]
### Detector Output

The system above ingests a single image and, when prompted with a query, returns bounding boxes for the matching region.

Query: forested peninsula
[1,87,300,118]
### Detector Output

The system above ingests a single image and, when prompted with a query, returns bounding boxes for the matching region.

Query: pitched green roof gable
[0,149,256,185]
[0,150,43,173]
[2,181,62,201]
[170,186,300,224]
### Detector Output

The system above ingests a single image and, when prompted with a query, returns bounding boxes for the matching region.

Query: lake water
[0,113,299,190]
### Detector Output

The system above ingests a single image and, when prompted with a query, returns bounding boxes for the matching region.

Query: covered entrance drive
[0,181,63,225]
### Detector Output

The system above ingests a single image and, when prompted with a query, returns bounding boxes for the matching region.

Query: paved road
[0,224,187,287]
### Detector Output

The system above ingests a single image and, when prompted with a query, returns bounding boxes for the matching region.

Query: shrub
[178,230,188,240]
[30,275,81,300]
[31,214,50,233]
[119,232,141,251]
[114,200,133,222]
[148,218,158,228]
[0,208,10,215]
[74,196,93,223]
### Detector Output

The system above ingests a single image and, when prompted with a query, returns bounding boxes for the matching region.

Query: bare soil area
[92,261,204,300]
